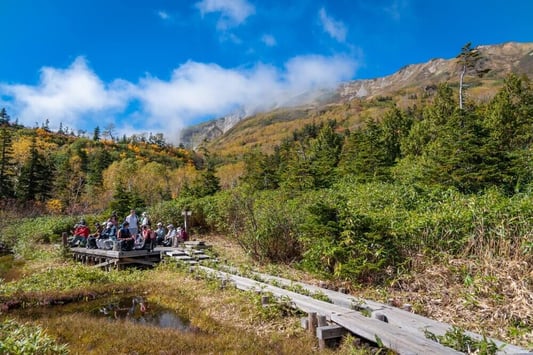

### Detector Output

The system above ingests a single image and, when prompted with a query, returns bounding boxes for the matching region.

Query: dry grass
[385,257,532,349]
[1,258,337,354]
[3,234,530,353]
[203,234,533,349]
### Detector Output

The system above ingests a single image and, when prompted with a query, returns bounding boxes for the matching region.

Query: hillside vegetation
[0,45,532,351]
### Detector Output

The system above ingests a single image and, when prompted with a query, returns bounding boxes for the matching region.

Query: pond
[6,295,191,332]
[94,296,190,331]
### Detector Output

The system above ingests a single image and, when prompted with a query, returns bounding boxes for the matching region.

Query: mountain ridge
[179,42,533,149]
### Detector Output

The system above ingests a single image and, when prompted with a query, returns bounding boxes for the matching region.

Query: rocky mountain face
[339,42,533,101]
[178,110,246,148]
[179,42,533,148]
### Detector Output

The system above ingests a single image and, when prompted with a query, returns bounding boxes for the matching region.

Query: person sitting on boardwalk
[97,221,117,249]
[70,220,90,247]
[154,222,165,245]
[140,224,156,251]
[163,224,176,247]
[177,226,189,242]
[117,221,135,251]
[86,222,103,249]
[108,211,119,228]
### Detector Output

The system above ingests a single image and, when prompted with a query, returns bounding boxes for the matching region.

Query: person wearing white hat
[164,224,176,247]
[141,212,151,227]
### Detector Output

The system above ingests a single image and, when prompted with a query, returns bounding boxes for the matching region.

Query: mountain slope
[181,42,533,153]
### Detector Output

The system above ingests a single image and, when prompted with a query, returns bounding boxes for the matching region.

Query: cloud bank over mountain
[0,54,358,141]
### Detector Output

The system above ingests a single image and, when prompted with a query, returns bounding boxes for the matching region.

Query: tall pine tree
[0,124,15,198]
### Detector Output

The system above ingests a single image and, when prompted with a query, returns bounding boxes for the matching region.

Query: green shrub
[0,263,144,295]
[0,319,69,354]
[0,216,77,258]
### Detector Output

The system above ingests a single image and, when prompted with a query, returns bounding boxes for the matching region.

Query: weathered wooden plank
[93,260,115,268]
[120,257,156,267]
[316,325,347,340]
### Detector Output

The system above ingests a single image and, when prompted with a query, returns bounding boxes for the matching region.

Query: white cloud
[0,54,359,143]
[0,57,134,131]
[261,34,277,47]
[195,0,255,30]
[284,55,356,91]
[137,55,358,137]
[318,7,347,42]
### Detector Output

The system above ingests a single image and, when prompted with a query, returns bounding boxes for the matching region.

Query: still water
[94,296,190,331]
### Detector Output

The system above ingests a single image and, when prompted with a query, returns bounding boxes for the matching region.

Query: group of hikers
[69,210,189,251]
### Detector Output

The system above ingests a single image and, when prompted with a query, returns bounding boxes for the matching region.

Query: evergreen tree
[241,149,279,190]
[457,42,490,109]
[380,107,412,162]
[423,106,490,192]
[484,74,533,191]
[93,126,101,141]
[308,121,343,188]
[338,118,391,182]
[278,140,314,191]
[16,134,53,201]
[86,146,112,187]
[0,108,10,125]
[402,84,457,157]
[184,149,221,198]
[0,125,15,198]
[109,182,131,218]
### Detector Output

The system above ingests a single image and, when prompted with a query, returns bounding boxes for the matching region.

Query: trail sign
[181,210,192,232]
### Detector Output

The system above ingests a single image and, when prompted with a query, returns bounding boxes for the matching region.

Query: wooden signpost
[181,210,192,233]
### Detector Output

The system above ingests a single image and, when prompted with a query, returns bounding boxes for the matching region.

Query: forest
[0,72,532,350]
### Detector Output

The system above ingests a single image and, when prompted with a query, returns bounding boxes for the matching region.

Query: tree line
[239,74,532,195]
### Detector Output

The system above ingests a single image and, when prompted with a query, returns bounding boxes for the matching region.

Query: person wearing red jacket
[69,220,90,247]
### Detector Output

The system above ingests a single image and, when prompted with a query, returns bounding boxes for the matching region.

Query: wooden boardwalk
[196,265,530,355]
[71,241,213,270]
[71,247,162,269]
[71,245,529,354]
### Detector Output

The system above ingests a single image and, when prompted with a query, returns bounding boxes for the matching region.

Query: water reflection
[95,296,190,331]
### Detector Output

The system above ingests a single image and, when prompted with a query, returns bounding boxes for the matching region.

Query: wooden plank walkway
[217,266,528,355]
[71,247,162,269]
[71,241,213,269]
[199,266,530,355]
[197,266,462,354]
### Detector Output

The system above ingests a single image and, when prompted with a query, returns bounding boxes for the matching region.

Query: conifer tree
[380,107,412,162]
[16,134,53,201]
[338,118,390,182]
[93,126,101,141]
[86,146,112,187]
[0,108,10,125]
[457,42,490,109]
[484,74,533,191]
[241,149,279,190]
[0,125,15,198]
[308,121,343,188]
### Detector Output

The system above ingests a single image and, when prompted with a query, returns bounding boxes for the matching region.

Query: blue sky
[0,0,531,142]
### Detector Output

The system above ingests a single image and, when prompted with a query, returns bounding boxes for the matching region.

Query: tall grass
[176,181,532,281]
